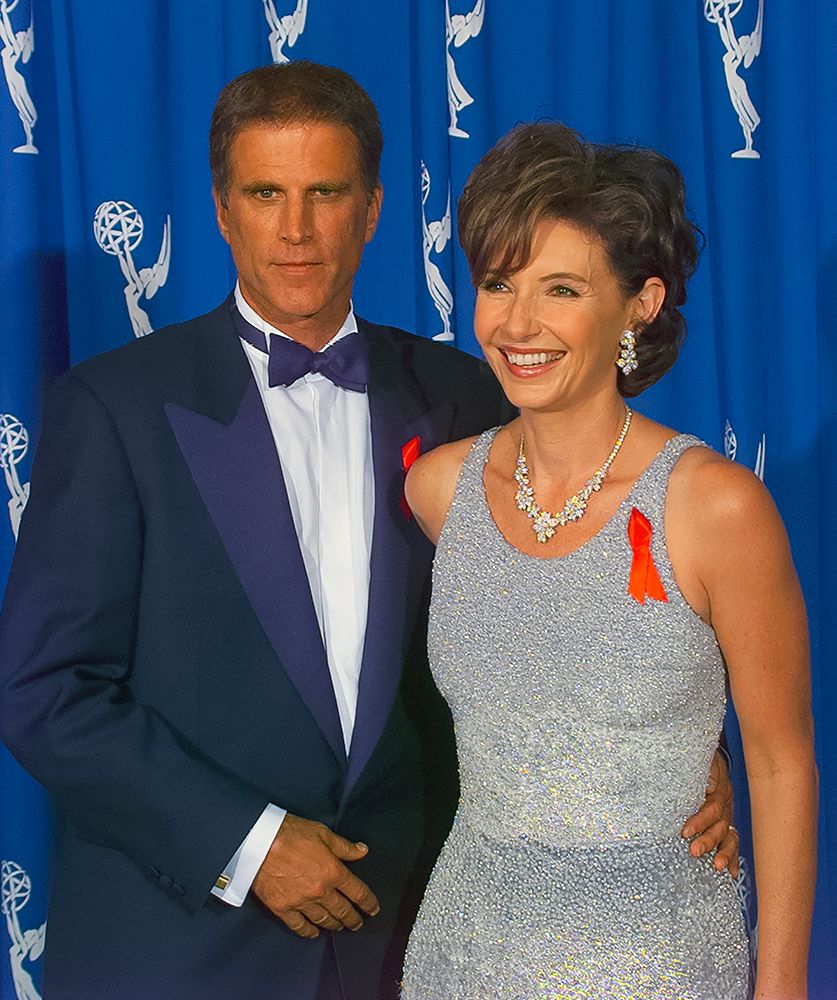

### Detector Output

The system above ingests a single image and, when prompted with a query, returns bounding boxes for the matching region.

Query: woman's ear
[633,276,666,327]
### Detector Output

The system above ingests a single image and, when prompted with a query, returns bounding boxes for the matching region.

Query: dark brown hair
[209,61,383,206]
[457,123,702,396]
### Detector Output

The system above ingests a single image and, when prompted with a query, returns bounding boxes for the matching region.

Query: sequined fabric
[401,431,750,1000]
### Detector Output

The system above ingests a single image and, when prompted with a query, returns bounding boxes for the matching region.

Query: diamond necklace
[513,405,633,543]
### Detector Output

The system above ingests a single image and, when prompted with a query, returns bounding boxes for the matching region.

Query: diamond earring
[616,330,638,375]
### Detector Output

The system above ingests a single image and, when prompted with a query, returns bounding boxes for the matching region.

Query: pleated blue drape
[1,2,833,995]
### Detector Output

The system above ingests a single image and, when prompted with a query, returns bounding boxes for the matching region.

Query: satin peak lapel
[165,381,346,766]
[345,324,453,792]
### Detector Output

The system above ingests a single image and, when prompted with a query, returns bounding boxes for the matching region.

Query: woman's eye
[550,284,578,297]
[480,279,508,293]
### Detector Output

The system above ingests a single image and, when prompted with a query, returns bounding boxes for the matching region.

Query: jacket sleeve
[0,373,269,912]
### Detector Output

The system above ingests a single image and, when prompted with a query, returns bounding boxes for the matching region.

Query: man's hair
[458,122,702,397]
[210,61,383,206]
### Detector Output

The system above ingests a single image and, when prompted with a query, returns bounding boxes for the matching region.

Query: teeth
[505,351,562,367]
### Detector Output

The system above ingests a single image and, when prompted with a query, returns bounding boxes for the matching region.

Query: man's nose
[280,194,313,244]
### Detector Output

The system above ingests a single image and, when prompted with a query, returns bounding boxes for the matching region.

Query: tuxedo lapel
[164,303,346,767]
[345,321,454,792]
[163,308,458,789]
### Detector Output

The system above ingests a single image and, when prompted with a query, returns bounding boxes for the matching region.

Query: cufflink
[215,873,230,891]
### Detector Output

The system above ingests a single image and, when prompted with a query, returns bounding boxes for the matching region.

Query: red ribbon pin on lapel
[400,436,422,520]
[627,507,668,604]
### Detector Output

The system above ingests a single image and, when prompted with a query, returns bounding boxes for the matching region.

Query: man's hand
[680,750,740,877]
[250,814,380,939]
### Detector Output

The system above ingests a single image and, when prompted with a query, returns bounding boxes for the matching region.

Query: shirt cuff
[211,803,287,907]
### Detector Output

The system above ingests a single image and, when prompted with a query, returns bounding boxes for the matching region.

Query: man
[0,63,737,999]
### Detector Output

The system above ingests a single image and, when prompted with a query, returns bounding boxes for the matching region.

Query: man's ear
[213,188,230,244]
[365,183,383,244]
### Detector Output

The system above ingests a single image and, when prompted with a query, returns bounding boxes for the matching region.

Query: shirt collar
[234,281,358,351]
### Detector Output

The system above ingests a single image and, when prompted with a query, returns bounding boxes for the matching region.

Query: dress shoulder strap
[438,427,500,542]
[621,433,711,599]
[627,433,707,526]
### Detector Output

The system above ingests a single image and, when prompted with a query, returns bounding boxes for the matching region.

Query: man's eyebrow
[241,180,282,193]
[306,180,351,191]
[239,180,352,193]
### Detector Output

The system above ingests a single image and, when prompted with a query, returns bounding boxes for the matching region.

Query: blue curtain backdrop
[0,1,833,995]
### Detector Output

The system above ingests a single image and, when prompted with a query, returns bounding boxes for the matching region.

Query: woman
[401,124,816,999]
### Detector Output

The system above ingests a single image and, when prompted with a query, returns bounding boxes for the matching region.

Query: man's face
[214,122,382,350]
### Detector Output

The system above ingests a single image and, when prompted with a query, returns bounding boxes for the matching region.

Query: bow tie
[232,303,368,392]
[266,332,368,392]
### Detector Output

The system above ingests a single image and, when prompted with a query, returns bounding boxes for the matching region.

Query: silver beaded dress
[401,431,750,1000]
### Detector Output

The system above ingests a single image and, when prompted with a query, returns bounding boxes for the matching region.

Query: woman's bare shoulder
[405,435,482,544]
[669,444,777,526]
[667,442,791,582]
[665,440,793,623]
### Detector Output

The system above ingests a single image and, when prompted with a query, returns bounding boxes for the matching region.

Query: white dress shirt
[212,285,374,905]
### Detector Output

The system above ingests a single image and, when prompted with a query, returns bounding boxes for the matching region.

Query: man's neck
[234,282,356,351]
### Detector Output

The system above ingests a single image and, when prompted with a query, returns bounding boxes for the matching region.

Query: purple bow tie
[266,332,368,392]
[231,302,368,392]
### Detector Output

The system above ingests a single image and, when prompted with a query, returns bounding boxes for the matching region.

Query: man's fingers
[315,891,365,931]
[688,818,728,857]
[300,902,345,932]
[335,869,381,916]
[251,816,381,927]
[682,752,738,868]
[713,847,741,879]
[279,910,320,939]
[713,828,741,878]
[286,893,369,936]
[325,829,370,862]
[680,795,724,839]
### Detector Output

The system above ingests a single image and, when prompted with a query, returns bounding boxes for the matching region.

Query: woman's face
[474,218,660,414]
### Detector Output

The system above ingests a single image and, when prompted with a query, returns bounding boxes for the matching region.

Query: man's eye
[312,187,339,198]
[254,189,276,199]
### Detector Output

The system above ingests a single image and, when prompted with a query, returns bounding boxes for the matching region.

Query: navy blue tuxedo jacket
[0,301,511,999]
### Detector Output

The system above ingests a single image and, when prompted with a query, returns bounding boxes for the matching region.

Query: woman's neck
[516,392,630,491]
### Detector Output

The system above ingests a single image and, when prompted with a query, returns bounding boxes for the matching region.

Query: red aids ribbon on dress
[400,436,422,520]
[627,507,668,604]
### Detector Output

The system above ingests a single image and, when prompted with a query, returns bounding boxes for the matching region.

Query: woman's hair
[457,123,702,396]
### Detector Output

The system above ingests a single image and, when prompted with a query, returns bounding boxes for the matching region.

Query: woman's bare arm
[671,453,817,1000]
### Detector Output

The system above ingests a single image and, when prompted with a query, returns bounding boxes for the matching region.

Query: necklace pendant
[532,511,557,543]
